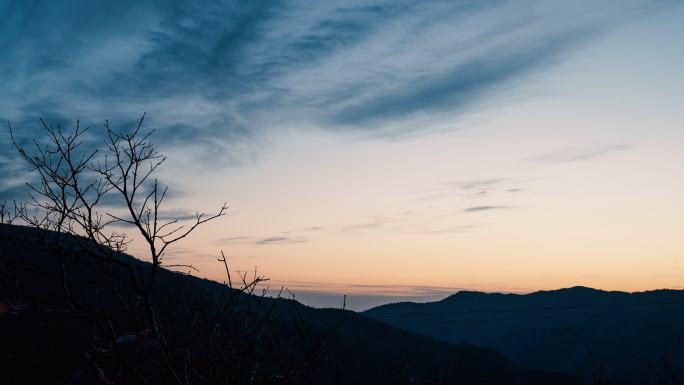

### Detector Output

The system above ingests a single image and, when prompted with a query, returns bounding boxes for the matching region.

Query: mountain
[0,224,580,385]
[364,286,684,384]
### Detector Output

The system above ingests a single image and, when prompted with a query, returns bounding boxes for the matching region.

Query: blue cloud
[0,0,671,154]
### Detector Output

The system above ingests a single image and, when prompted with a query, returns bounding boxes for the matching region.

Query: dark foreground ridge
[365,285,684,384]
[0,224,580,385]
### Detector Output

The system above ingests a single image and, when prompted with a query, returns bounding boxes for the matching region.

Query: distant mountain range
[364,286,684,384]
[0,224,580,385]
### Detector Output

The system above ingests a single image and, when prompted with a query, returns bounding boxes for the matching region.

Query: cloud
[458,178,508,190]
[156,209,201,222]
[528,143,635,163]
[214,235,252,244]
[276,279,467,297]
[342,216,394,231]
[0,132,33,202]
[463,205,513,213]
[417,179,506,202]
[283,225,323,234]
[255,236,306,245]
[0,184,28,203]
[270,280,474,310]
[215,235,308,245]
[0,0,667,153]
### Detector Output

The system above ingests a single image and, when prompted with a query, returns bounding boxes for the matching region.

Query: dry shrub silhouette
[1,116,335,385]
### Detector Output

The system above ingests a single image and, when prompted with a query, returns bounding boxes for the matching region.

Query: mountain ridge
[365,284,684,385]
[369,285,684,311]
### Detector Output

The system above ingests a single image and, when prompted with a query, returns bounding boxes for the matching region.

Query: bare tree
[3,115,335,385]
[0,200,24,225]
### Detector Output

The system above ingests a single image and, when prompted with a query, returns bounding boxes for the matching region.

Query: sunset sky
[1,0,683,309]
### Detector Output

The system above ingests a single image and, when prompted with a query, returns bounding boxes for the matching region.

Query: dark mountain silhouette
[365,286,684,384]
[0,224,581,385]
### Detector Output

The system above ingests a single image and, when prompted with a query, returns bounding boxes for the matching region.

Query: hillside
[0,224,581,385]
[365,286,684,384]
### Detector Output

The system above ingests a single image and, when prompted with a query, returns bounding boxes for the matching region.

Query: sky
[1,0,683,310]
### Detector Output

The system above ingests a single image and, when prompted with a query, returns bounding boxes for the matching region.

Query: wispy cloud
[0,138,32,201]
[342,216,393,231]
[214,236,252,245]
[457,178,508,190]
[528,143,635,163]
[422,177,536,203]
[156,209,202,222]
[418,178,509,202]
[255,236,307,245]
[463,205,514,213]
[0,184,28,202]
[0,0,666,153]
[273,279,468,298]
[283,225,324,234]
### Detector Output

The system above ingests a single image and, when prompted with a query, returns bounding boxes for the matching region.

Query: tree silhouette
[3,116,318,384]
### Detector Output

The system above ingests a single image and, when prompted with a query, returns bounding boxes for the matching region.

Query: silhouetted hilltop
[0,224,581,385]
[365,286,684,384]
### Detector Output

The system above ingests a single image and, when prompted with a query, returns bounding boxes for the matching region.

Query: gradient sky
[1,0,683,310]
